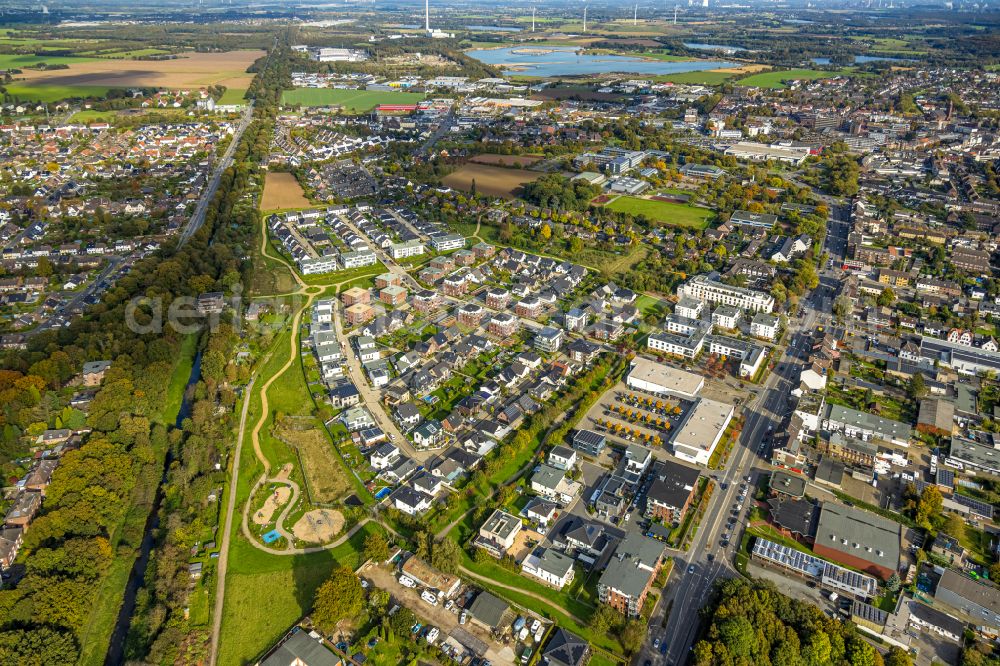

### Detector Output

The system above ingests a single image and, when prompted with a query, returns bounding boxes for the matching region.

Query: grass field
[260,172,311,210]
[603,196,714,229]
[274,417,352,505]
[218,87,247,105]
[0,53,99,70]
[4,83,111,102]
[281,88,426,112]
[737,68,854,88]
[652,70,736,85]
[218,524,378,665]
[69,109,119,123]
[442,163,542,199]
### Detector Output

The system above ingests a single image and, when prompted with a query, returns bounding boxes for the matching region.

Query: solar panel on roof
[954,493,995,518]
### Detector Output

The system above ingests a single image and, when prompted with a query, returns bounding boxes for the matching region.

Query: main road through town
[652,292,831,665]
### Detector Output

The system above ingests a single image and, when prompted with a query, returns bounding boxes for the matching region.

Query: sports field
[737,68,853,89]
[280,88,426,112]
[603,196,714,229]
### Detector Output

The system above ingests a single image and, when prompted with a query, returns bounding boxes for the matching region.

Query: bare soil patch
[261,172,311,210]
[442,163,542,200]
[254,485,291,525]
[16,50,263,90]
[469,153,543,168]
[712,63,770,74]
[292,508,345,543]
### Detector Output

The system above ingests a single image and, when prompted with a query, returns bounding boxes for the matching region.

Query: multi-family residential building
[678,274,774,313]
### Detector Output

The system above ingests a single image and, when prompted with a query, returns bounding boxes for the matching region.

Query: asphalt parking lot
[581,382,689,454]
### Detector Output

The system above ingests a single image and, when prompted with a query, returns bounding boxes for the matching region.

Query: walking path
[208,218,378,665]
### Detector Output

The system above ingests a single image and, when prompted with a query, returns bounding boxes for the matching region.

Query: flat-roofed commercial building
[670,398,734,466]
[626,357,704,399]
[724,142,810,165]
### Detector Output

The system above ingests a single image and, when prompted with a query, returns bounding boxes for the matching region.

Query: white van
[421,590,439,606]
[399,575,416,588]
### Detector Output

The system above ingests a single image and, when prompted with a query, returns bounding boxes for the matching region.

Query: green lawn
[69,109,119,123]
[603,196,713,229]
[737,68,854,89]
[218,87,247,105]
[281,88,427,112]
[635,294,668,316]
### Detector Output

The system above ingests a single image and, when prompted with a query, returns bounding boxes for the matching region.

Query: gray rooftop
[824,403,912,442]
[815,502,901,571]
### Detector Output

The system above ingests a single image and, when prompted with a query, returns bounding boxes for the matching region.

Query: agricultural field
[260,172,311,211]
[6,50,263,101]
[469,153,543,167]
[442,163,543,199]
[737,68,854,88]
[280,88,426,112]
[4,83,112,103]
[603,195,714,229]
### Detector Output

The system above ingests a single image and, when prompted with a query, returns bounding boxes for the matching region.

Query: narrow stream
[104,351,203,665]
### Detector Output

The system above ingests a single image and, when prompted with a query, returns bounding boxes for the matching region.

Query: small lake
[466,25,522,32]
[467,46,734,77]
[684,42,748,53]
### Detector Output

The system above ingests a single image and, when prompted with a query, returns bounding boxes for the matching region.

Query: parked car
[421,590,439,606]
[460,611,468,625]
[426,627,440,644]
[399,575,416,588]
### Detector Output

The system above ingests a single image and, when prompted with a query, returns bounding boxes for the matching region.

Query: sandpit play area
[253,485,291,526]
[292,508,345,544]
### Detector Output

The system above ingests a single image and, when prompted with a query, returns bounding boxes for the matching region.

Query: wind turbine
[583,5,587,33]
[634,4,638,25]
[531,7,535,32]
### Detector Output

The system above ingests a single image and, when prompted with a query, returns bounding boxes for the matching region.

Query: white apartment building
[678,275,774,313]
[390,240,425,259]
